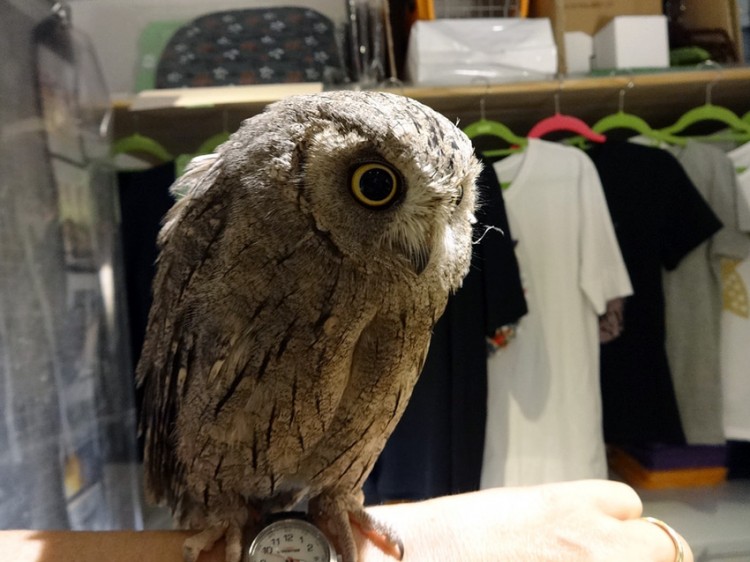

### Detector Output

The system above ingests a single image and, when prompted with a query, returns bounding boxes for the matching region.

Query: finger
[631,517,694,562]
[550,480,644,520]
[596,481,643,520]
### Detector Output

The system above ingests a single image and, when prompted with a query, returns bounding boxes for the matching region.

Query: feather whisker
[473,223,505,245]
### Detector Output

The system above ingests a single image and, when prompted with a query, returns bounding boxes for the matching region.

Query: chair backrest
[155,7,344,88]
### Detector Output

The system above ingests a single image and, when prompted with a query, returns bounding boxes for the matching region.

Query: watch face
[248,518,336,562]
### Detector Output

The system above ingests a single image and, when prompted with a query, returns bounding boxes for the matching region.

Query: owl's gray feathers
[137,91,480,560]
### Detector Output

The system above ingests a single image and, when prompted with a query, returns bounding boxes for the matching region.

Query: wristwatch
[247,512,340,562]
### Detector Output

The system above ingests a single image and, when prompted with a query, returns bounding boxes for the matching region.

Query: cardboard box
[608,447,727,490]
[675,0,744,62]
[531,0,743,72]
[592,15,669,70]
[531,0,662,71]
[532,0,662,35]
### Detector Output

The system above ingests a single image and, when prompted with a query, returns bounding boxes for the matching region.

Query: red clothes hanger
[527,90,606,143]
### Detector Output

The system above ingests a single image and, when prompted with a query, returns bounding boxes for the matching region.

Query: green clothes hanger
[463,118,528,157]
[462,94,527,157]
[175,132,231,177]
[111,132,173,162]
[661,104,750,136]
[175,113,232,177]
[196,131,231,155]
[111,111,173,164]
[659,78,750,138]
[591,87,686,146]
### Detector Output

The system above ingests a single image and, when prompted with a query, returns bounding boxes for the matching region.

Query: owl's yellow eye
[350,162,400,209]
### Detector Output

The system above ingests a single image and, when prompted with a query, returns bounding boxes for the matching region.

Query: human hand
[358,479,692,562]
[0,480,691,562]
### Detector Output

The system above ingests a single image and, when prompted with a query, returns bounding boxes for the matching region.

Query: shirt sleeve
[656,149,723,270]
[473,161,528,333]
[578,152,633,315]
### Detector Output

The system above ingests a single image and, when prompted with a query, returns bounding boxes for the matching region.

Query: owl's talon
[183,523,226,562]
[349,510,404,561]
[183,521,243,562]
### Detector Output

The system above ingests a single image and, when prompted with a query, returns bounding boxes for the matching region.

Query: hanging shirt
[587,141,722,446]
[727,142,750,231]
[661,141,750,445]
[117,163,177,366]
[480,139,632,487]
[365,160,527,502]
[722,143,750,441]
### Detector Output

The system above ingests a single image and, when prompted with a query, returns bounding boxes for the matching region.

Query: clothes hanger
[196,110,232,154]
[111,133,173,161]
[591,81,686,146]
[527,83,606,143]
[175,111,232,176]
[659,73,750,139]
[462,86,527,157]
[111,113,173,163]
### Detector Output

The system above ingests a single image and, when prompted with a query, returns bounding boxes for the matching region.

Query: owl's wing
[169,153,222,200]
[137,155,366,508]
[136,153,229,505]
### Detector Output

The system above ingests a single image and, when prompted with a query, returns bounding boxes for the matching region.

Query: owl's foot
[183,520,243,562]
[349,508,404,560]
[310,494,404,562]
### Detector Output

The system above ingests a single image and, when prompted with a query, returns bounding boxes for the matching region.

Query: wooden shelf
[405,67,750,129]
[113,67,750,156]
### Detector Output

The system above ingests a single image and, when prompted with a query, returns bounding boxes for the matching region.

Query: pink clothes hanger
[527,88,606,143]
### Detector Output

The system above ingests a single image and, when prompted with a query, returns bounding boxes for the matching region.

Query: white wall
[70,0,347,96]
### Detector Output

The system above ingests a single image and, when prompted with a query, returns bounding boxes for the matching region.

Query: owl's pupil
[360,168,394,202]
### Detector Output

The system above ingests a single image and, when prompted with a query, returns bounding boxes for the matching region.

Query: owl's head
[211,91,480,292]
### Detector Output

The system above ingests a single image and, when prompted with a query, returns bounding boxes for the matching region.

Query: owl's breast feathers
[136,91,477,521]
[139,183,440,516]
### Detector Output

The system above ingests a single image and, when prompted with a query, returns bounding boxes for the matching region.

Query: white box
[406,18,557,85]
[592,15,669,70]
[564,31,593,74]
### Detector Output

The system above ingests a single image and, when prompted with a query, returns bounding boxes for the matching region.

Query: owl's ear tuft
[170,153,223,200]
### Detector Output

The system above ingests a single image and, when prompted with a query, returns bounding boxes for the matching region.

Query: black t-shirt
[586,142,722,445]
[364,160,528,502]
[117,163,176,365]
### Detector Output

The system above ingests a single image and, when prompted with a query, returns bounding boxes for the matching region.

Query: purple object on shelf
[622,444,727,470]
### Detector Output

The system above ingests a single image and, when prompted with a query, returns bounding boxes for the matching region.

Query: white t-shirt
[481,139,632,487]
[728,142,750,231]
[722,144,750,440]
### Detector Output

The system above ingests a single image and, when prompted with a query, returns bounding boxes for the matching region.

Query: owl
[137,90,481,562]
